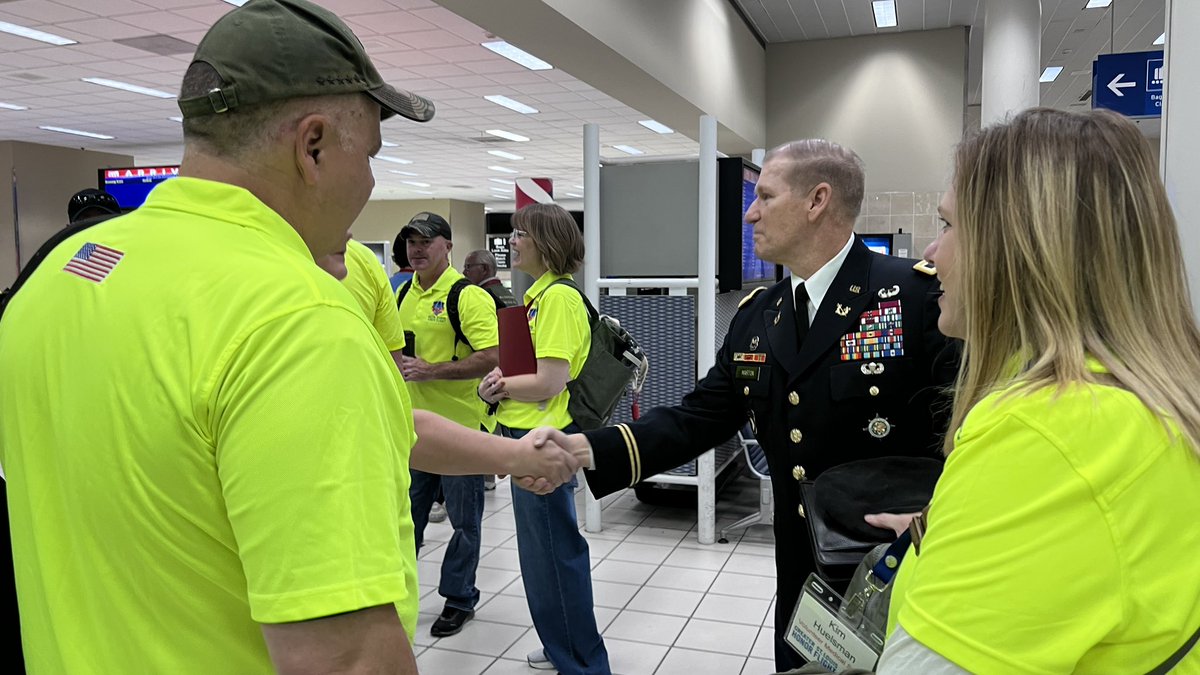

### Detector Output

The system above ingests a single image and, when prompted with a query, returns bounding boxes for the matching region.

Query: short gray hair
[466,249,497,275]
[764,139,866,221]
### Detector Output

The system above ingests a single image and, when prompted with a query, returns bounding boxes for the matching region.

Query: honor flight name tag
[786,574,884,671]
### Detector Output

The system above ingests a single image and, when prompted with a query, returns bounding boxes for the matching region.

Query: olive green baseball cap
[177,0,434,123]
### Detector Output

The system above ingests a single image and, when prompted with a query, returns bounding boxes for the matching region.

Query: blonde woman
[479,203,610,675]
[878,108,1200,673]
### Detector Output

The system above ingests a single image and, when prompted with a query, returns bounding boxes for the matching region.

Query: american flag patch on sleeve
[63,243,124,283]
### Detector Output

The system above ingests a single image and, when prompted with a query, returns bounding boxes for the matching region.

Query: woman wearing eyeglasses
[479,203,610,675]
[876,108,1200,673]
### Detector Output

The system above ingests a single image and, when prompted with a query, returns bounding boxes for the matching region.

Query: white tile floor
[413,474,780,675]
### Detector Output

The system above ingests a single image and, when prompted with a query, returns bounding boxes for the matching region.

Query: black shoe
[430,606,475,637]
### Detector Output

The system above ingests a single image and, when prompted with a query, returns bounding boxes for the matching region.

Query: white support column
[981,0,1041,125]
[582,123,603,533]
[1163,1,1200,317]
[696,115,719,544]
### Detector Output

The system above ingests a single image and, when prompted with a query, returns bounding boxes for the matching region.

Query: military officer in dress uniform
[568,139,955,671]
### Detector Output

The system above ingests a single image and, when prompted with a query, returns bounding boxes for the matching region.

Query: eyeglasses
[463,262,486,269]
[508,229,528,241]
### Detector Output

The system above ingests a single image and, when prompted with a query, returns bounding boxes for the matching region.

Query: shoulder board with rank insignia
[913,260,937,276]
[738,286,768,309]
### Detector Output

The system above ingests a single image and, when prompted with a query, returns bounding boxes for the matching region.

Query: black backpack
[396,277,504,356]
[0,214,114,322]
[547,279,649,430]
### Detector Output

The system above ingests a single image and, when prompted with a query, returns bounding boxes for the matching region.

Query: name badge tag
[786,574,883,671]
[734,365,760,380]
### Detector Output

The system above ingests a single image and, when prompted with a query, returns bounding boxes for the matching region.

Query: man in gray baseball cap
[0,1,587,673]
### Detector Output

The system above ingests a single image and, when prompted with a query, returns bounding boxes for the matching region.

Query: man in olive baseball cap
[177,0,434,122]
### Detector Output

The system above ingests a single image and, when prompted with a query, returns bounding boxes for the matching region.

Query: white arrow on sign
[1108,73,1137,97]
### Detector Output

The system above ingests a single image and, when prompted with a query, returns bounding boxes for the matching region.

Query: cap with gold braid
[178,0,434,123]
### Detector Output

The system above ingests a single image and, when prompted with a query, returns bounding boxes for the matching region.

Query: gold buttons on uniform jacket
[792,465,806,481]
[744,386,750,396]
[789,429,803,444]
[869,386,880,397]
[788,391,799,405]
[798,504,806,518]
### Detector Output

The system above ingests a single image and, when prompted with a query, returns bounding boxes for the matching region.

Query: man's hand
[509,426,580,495]
[399,355,437,382]
[478,366,509,403]
[864,512,922,538]
[514,431,592,493]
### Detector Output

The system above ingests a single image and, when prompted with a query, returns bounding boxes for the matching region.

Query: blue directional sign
[1093,50,1165,118]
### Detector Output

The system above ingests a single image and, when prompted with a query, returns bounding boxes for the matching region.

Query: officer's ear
[806,182,834,223]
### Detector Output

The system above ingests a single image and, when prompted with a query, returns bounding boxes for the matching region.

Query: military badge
[865,416,893,439]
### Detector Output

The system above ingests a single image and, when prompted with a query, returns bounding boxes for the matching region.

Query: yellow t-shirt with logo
[0,177,420,674]
[396,267,498,430]
[343,239,406,352]
[887,359,1200,673]
[497,272,591,430]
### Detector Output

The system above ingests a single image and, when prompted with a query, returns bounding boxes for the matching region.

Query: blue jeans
[409,470,483,611]
[503,425,610,675]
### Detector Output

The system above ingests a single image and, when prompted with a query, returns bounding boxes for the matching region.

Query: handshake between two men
[409,409,593,495]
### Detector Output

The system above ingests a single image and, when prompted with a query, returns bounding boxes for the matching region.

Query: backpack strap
[548,278,598,325]
[395,278,413,309]
[446,278,474,355]
[0,214,114,324]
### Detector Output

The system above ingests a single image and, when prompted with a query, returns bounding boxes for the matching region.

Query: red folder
[498,305,537,376]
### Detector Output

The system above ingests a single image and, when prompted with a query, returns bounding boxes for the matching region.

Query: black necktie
[794,282,810,347]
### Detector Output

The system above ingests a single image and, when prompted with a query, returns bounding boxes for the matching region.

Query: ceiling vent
[5,72,50,82]
[468,135,512,143]
[1078,88,1093,102]
[115,34,196,56]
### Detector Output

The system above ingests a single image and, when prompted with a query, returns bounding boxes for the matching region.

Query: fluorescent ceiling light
[491,187,510,194]
[1040,66,1064,82]
[612,144,644,156]
[638,119,674,134]
[489,165,519,174]
[481,41,553,71]
[1085,0,1112,7]
[485,129,531,143]
[409,189,434,195]
[0,20,77,46]
[564,192,582,198]
[82,77,175,99]
[488,149,524,160]
[381,140,399,148]
[373,155,413,165]
[484,95,539,115]
[1154,33,1165,45]
[223,0,249,6]
[39,125,113,140]
[0,102,29,111]
[872,1,897,28]
[388,169,419,176]
[574,184,585,189]
[488,178,511,185]
[401,180,431,187]
[168,116,183,122]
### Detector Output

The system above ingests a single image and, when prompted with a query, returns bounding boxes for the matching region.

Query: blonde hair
[947,107,1200,458]
[512,203,585,275]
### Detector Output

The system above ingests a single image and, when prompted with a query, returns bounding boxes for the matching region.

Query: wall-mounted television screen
[861,234,893,256]
[98,165,180,210]
[718,157,778,291]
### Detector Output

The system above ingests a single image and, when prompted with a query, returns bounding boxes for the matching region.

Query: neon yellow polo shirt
[497,272,591,430]
[888,359,1200,673]
[343,239,406,352]
[0,177,419,674]
[396,267,498,429]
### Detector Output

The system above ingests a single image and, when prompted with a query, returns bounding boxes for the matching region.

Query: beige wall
[351,198,485,271]
[766,27,968,193]
[0,141,133,286]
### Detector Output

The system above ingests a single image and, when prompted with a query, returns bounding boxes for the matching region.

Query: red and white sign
[515,177,553,209]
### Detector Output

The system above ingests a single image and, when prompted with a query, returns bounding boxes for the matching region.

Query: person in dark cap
[66,188,121,224]
[0,1,583,673]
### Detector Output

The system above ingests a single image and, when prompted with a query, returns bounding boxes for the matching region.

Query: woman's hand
[478,366,509,404]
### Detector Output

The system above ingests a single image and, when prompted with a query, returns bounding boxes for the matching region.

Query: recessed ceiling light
[489,165,519,174]
[481,41,553,71]
[82,77,175,99]
[1154,33,1165,45]
[0,102,29,111]
[401,180,431,187]
[872,1,897,28]
[389,170,419,176]
[1040,66,1064,82]
[488,178,511,185]
[484,95,539,115]
[373,156,413,165]
[491,187,510,193]
[485,128,531,143]
[0,20,77,46]
[1085,0,1112,8]
[612,144,644,156]
[638,120,674,134]
[381,140,399,148]
[168,116,183,122]
[488,149,524,160]
[564,192,582,198]
[39,125,114,140]
[222,0,249,6]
